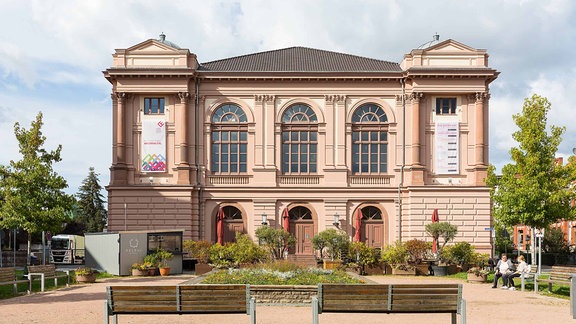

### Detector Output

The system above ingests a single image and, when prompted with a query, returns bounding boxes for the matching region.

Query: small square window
[144,98,165,114]
[436,98,457,115]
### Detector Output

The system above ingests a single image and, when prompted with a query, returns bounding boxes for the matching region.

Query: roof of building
[199,46,401,72]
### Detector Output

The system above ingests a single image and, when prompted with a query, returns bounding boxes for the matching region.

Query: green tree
[486,94,576,229]
[0,112,74,264]
[76,167,107,232]
[254,226,295,260]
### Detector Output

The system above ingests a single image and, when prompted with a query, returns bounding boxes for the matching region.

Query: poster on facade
[141,118,166,172]
[435,121,459,174]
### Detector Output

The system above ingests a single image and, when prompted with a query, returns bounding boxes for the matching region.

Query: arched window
[281,104,318,174]
[289,206,313,220]
[211,104,248,173]
[361,206,382,220]
[352,104,388,174]
[222,206,243,220]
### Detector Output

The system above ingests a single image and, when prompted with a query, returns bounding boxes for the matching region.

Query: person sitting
[503,255,528,291]
[492,253,513,288]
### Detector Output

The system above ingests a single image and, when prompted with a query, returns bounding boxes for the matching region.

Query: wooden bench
[312,283,465,324]
[0,267,29,295]
[26,264,70,292]
[535,265,576,293]
[105,284,256,324]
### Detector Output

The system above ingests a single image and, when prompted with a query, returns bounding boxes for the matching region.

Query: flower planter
[391,266,416,275]
[467,272,487,283]
[431,265,449,276]
[159,267,170,276]
[323,260,341,270]
[415,264,431,276]
[363,264,384,275]
[76,273,96,283]
[131,269,149,276]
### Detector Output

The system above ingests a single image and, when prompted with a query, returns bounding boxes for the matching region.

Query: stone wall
[250,285,317,305]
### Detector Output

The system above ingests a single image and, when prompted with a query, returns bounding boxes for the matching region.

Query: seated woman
[504,255,528,290]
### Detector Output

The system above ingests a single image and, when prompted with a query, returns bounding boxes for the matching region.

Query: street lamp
[261,213,268,225]
[333,213,340,227]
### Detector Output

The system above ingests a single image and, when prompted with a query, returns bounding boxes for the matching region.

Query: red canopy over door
[354,208,362,242]
[431,208,439,253]
[282,208,290,232]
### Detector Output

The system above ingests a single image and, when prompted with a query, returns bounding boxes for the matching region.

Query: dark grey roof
[200,47,401,72]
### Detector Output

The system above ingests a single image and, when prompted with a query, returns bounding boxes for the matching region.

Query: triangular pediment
[424,39,480,54]
[126,39,181,54]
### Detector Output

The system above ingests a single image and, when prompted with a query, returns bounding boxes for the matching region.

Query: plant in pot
[144,252,161,276]
[131,262,149,276]
[467,252,490,282]
[312,229,350,270]
[184,240,214,275]
[446,241,475,272]
[347,242,382,275]
[381,241,415,275]
[425,221,458,276]
[156,248,174,276]
[404,239,430,275]
[74,266,97,283]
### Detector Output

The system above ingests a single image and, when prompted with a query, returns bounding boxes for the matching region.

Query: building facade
[103,35,499,255]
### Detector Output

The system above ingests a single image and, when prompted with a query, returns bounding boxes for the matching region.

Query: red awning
[282,208,290,232]
[354,208,362,242]
[431,208,439,253]
[216,207,225,244]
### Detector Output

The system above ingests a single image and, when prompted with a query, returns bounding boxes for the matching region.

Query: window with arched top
[281,104,318,174]
[289,206,313,220]
[352,104,388,174]
[361,206,382,220]
[222,206,243,220]
[211,104,248,173]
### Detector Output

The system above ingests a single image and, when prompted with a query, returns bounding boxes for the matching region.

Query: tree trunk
[27,232,32,266]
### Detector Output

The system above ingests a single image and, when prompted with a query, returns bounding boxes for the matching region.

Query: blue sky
[1,0,575,198]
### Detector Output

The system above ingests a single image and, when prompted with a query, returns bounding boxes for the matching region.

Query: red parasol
[354,208,362,242]
[431,208,439,253]
[282,208,290,232]
[216,207,225,244]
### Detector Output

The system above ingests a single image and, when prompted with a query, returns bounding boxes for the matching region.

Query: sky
[1,0,575,198]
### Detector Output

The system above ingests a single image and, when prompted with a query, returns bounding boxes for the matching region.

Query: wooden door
[224,222,244,243]
[363,222,384,248]
[292,222,314,255]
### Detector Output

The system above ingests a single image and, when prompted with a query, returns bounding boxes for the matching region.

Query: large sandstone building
[103,34,498,255]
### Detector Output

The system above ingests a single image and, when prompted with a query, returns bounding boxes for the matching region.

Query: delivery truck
[49,234,85,264]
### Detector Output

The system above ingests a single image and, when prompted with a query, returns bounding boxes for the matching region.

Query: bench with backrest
[105,284,255,324]
[0,267,29,295]
[312,283,465,324]
[535,265,576,293]
[26,264,70,292]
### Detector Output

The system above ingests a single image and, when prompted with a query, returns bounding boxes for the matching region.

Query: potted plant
[404,239,430,275]
[131,262,149,276]
[466,252,490,282]
[74,267,96,283]
[381,241,415,275]
[312,229,350,269]
[144,252,161,276]
[347,242,383,275]
[425,221,458,276]
[184,240,214,275]
[156,248,174,276]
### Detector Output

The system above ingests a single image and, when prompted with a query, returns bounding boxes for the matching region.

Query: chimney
[159,33,166,42]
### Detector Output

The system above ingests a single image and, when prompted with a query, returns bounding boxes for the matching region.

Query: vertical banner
[141,118,166,172]
[435,121,459,174]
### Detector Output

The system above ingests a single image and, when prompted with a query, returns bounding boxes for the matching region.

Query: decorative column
[110,92,128,185]
[474,92,488,166]
[262,95,276,168]
[176,91,192,184]
[409,92,424,185]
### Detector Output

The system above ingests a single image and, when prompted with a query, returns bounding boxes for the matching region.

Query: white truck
[49,235,85,264]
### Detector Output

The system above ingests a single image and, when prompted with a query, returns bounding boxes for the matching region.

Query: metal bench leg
[460,298,466,324]
[249,297,256,324]
[535,278,539,293]
[103,301,109,324]
[312,296,319,324]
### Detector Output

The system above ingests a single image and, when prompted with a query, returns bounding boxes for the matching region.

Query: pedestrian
[504,255,528,290]
[492,253,513,288]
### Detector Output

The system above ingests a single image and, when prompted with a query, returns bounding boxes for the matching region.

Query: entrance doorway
[221,206,244,243]
[288,206,314,255]
[360,206,385,248]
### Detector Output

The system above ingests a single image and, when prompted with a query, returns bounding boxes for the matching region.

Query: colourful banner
[141,118,166,172]
[435,121,459,174]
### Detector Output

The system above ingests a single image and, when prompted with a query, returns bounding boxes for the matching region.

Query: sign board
[435,121,459,174]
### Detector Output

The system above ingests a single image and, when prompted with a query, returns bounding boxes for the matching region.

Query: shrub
[312,229,351,260]
[183,240,212,263]
[446,241,474,266]
[255,226,296,260]
[348,242,381,267]
[228,232,269,264]
[381,241,410,269]
[404,239,429,264]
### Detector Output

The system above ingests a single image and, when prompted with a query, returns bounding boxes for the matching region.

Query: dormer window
[144,97,165,114]
[436,98,457,115]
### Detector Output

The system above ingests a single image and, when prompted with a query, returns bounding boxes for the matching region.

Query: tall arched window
[211,104,248,173]
[352,104,388,174]
[281,104,318,174]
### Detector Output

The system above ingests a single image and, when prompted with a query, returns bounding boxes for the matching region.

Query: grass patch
[202,261,364,285]
[0,270,69,300]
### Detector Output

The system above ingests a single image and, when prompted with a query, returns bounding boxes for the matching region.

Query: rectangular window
[435,98,457,115]
[144,98,165,114]
[352,131,388,174]
[281,130,318,174]
[211,130,247,174]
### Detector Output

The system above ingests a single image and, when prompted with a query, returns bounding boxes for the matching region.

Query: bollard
[571,274,576,319]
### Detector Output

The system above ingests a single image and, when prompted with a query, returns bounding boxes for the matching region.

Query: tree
[486,94,576,229]
[0,112,74,264]
[76,167,107,232]
[425,221,458,256]
[254,226,295,260]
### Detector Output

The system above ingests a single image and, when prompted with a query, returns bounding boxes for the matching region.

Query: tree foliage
[0,112,74,262]
[425,221,458,255]
[254,226,295,260]
[76,167,107,232]
[486,94,576,229]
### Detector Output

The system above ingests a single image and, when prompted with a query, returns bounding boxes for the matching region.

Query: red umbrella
[354,208,362,242]
[216,207,225,244]
[431,209,439,253]
[282,208,290,232]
